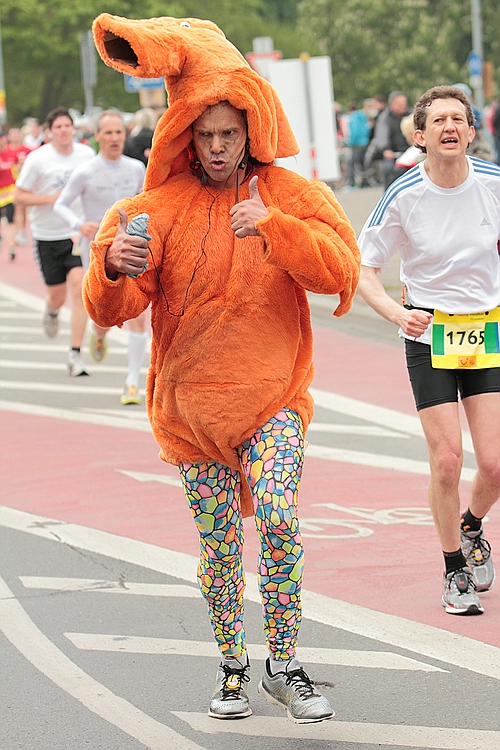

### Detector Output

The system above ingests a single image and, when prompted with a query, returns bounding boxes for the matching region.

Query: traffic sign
[467,51,483,77]
[124,75,164,93]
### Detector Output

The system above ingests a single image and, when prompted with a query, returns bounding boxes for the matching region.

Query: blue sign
[467,52,483,77]
[124,75,164,93]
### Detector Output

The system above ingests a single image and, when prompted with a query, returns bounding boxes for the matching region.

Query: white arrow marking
[173,711,500,749]
[64,633,445,672]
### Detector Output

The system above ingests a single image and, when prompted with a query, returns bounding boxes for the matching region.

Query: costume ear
[93,14,225,77]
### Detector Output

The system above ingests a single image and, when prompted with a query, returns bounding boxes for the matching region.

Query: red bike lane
[1,243,499,649]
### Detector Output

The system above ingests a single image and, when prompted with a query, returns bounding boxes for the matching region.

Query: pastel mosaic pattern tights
[179,409,304,660]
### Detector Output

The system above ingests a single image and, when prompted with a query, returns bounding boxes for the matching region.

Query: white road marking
[311,387,475,454]
[0,311,43,319]
[0,360,135,374]
[0,280,129,345]
[306,443,476,481]
[64,633,445,672]
[0,281,476,479]
[0,380,122,395]
[0,398,472,481]
[0,324,69,334]
[0,399,151,431]
[2,507,499,681]
[173,711,500,749]
[117,470,182,487]
[307,422,409,438]
[1,342,126,353]
[0,576,204,750]
[19,576,199,597]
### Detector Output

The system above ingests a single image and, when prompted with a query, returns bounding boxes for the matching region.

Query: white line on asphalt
[0,311,42,319]
[307,423,409,438]
[0,280,129,345]
[173,711,500,749]
[0,380,122,395]
[0,576,204,750]
[0,360,135,374]
[19,577,199,597]
[1,399,469,481]
[306,443,476,482]
[311,387,475,454]
[0,324,70,334]
[64,633,445,672]
[117,470,182,486]
[0,399,151,431]
[2,506,499,681]
[1,342,126,353]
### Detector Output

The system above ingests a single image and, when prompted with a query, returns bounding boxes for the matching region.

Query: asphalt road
[1,185,499,750]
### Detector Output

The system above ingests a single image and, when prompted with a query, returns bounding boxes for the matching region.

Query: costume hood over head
[92,14,299,191]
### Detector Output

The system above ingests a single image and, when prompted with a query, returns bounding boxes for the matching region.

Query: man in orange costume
[84,14,360,723]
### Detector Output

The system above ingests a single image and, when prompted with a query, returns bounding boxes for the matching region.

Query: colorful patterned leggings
[179,409,304,661]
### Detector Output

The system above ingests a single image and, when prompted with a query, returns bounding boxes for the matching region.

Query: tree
[0,0,317,126]
[296,0,500,106]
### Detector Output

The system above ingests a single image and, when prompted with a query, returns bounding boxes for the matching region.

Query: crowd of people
[3,106,160,400]
[337,83,500,190]
[1,12,499,724]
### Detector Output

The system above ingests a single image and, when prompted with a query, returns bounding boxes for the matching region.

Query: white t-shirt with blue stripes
[359,157,500,342]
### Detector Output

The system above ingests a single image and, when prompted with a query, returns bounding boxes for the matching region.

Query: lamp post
[470,0,485,111]
[0,13,7,124]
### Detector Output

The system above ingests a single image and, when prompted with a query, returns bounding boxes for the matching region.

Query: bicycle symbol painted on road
[299,503,434,539]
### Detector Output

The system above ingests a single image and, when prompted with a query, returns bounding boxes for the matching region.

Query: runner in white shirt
[15,107,95,376]
[358,86,500,616]
[54,111,148,404]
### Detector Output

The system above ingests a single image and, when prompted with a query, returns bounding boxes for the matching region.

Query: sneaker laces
[284,667,320,699]
[471,535,491,563]
[220,663,250,701]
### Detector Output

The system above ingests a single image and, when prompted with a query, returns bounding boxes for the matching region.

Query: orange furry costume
[83,14,360,517]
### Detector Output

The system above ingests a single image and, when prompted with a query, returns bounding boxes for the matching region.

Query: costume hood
[92,14,299,190]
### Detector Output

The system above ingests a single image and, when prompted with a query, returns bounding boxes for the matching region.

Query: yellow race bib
[431,308,500,369]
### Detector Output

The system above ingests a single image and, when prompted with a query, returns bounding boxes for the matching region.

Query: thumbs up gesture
[104,207,150,280]
[229,175,270,238]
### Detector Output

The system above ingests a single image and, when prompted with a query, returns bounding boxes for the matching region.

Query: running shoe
[460,526,495,592]
[68,351,89,377]
[43,307,59,338]
[208,660,251,719]
[89,332,108,362]
[258,658,334,724]
[120,385,142,405]
[14,229,27,245]
[442,567,483,615]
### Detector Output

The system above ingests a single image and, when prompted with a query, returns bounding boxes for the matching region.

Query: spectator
[123,108,157,165]
[346,100,372,188]
[364,91,410,189]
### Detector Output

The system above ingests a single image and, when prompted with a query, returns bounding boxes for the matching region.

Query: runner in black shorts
[405,339,500,411]
[358,86,500,616]
[35,238,82,286]
[14,107,94,376]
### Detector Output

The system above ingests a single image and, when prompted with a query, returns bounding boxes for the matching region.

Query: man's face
[390,95,408,116]
[95,115,126,160]
[192,103,247,189]
[414,98,474,160]
[49,116,75,149]
[8,128,22,146]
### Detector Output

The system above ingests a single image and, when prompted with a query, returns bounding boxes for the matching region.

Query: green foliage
[4,0,496,125]
[0,0,315,125]
[297,0,500,106]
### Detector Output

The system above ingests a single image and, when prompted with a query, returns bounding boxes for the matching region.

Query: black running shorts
[34,238,82,286]
[405,339,500,411]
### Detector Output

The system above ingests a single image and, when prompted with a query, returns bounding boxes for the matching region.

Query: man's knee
[429,446,462,486]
